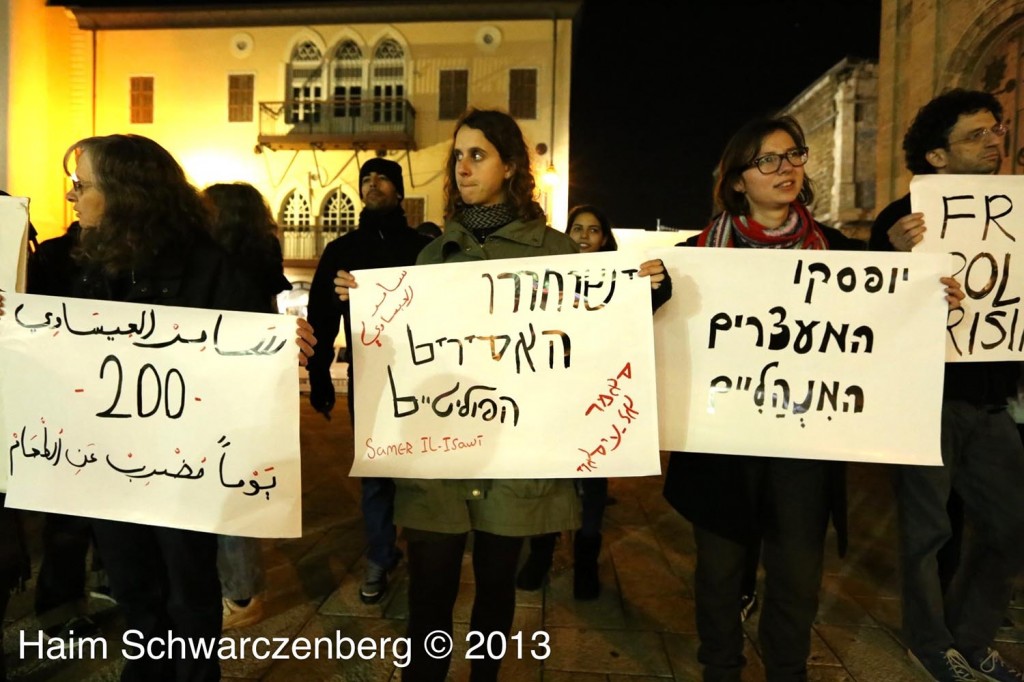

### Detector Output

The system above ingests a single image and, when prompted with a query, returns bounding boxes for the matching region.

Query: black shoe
[573,533,601,600]
[908,648,977,681]
[360,561,391,604]
[517,534,557,591]
[41,616,100,656]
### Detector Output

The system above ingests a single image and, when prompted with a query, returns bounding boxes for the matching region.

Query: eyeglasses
[70,173,93,193]
[748,147,809,174]
[949,123,1009,145]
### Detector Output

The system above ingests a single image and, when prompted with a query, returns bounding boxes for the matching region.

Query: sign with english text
[0,196,29,295]
[0,294,301,537]
[653,247,949,465]
[913,174,1024,361]
[349,252,661,479]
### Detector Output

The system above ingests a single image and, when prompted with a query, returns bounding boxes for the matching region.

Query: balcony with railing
[279,223,355,264]
[259,97,416,150]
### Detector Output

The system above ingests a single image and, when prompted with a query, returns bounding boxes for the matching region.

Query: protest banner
[349,251,661,479]
[653,247,949,465]
[0,294,301,537]
[0,196,28,294]
[913,174,1024,361]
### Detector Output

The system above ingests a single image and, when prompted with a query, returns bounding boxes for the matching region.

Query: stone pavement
[3,402,1024,681]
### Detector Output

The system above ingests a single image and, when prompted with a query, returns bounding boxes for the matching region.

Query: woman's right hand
[334,270,357,302]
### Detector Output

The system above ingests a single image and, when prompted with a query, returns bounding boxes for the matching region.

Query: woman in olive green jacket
[335,109,667,681]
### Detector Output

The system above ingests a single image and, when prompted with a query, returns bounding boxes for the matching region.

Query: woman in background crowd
[202,181,293,631]
[517,203,664,600]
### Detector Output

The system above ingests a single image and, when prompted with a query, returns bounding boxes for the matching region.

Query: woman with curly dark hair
[54,135,313,681]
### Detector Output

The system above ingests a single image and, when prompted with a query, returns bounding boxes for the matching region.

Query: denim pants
[217,536,265,601]
[896,400,1024,657]
[348,373,401,570]
[693,458,830,682]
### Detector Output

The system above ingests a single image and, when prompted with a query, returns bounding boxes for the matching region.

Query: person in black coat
[45,134,312,682]
[661,115,960,682]
[306,158,431,605]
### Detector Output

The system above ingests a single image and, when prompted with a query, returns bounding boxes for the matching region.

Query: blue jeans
[217,536,265,601]
[348,373,400,570]
[896,400,1024,656]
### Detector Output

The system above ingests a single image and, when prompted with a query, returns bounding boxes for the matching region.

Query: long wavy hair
[202,182,279,260]
[565,204,618,252]
[443,108,544,222]
[65,134,209,274]
[713,116,815,217]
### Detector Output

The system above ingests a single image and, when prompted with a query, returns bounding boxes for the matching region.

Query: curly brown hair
[64,134,209,274]
[443,109,544,222]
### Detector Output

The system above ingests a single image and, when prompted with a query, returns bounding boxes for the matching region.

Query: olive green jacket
[394,215,581,535]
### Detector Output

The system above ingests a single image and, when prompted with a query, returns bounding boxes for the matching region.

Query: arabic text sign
[0,294,301,537]
[0,196,28,294]
[653,247,948,465]
[913,174,1024,361]
[350,252,661,479]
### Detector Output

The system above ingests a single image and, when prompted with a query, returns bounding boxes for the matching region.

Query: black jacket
[71,233,262,314]
[663,220,856,552]
[870,193,1018,405]
[305,207,432,417]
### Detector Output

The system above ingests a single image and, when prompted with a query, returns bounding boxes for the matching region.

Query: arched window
[288,39,324,124]
[370,38,406,125]
[279,190,314,259]
[319,188,357,248]
[332,40,363,120]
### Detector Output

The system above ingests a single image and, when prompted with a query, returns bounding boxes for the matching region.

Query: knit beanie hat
[359,158,405,199]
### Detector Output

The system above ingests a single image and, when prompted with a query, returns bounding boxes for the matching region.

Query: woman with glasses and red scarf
[661,115,959,682]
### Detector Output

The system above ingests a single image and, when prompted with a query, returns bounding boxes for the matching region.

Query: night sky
[567,0,882,230]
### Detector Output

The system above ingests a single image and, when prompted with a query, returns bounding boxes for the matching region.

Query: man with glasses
[870,89,1024,682]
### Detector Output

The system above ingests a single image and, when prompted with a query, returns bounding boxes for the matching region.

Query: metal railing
[259,98,416,148]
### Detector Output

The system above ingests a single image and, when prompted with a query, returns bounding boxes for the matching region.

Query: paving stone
[622,593,697,635]
[544,627,672,677]
[814,623,920,682]
[815,575,874,627]
[259,614,404,682]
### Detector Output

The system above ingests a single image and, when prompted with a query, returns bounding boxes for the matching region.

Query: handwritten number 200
[96,355,186,420]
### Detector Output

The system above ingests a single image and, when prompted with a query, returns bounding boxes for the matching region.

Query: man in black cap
[306,157,431,603]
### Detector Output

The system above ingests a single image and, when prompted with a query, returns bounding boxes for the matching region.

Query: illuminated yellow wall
[68,15,572,233]
[7,0,93,239]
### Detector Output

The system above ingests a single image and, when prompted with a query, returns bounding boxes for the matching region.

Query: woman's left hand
[638,259,667,290]
[941,276,965,311]
[296,317,316,366]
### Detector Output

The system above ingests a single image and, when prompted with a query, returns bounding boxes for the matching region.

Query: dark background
[567,0,883,230]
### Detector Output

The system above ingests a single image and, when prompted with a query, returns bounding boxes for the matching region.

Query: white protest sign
[0,294,301,537]
[0,196,29,294]
[653,247,949,465]
[913,174,1024,361]
[349,252,660,479]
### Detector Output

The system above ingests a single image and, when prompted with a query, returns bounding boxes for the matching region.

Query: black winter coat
[662,221,860,554]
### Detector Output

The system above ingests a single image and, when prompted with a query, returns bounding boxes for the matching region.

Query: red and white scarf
[696,202,828,250]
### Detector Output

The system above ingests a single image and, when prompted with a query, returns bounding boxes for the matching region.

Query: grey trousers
[896,400,1024,657]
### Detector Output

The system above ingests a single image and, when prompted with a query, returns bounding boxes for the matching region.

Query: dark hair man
[869,89,1024,682]
[306,157,430,604]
